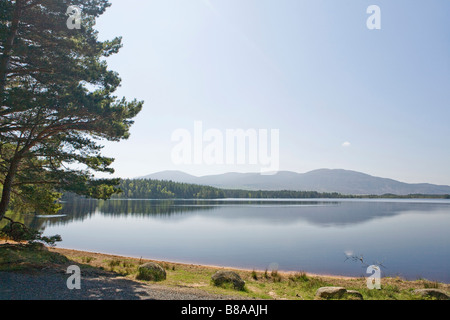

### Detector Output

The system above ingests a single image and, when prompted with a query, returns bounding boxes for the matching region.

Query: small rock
[413,289,449,300]
[345,290,364,300]
[315,287,347,300]
[211,270,245,291]
[137,262,166,281]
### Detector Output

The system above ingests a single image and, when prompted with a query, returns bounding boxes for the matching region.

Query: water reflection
[34,199,450,229]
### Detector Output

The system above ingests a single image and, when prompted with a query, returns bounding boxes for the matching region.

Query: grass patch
[289,271,309,283]
[271,270,282,283]
[0,243,69,271]
[107,259,121,271]
[422,280,440,289]
[81,256,94,263]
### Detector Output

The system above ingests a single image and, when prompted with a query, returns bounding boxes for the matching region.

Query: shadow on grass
[0,243,154,300]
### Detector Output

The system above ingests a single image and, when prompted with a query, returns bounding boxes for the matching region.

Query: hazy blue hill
[139,169,450,195]
[139,170,198,183]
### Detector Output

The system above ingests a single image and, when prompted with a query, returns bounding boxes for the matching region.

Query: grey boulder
[413,289,449,300]
[211,270,245,291]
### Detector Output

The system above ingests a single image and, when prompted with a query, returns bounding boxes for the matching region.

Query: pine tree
[0,0,143,222]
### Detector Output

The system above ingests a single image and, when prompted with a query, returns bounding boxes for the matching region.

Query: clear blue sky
[93,0,450,185]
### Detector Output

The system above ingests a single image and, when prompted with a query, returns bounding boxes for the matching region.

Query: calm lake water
[36,198,450,282]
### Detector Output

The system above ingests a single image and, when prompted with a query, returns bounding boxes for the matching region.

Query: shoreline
[3,241,449,284]
[51,246,360,280]
[45,246,414,282]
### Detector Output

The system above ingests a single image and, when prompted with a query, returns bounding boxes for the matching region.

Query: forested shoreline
[62,179,450,200]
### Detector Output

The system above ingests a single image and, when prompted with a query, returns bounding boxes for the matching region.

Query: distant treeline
[89,179,450,200]
[109,179,343,199]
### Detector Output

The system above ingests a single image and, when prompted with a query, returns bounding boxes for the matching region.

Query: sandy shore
[49,246,360,281]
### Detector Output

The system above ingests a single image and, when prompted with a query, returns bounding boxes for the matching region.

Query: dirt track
[0,268,243,300]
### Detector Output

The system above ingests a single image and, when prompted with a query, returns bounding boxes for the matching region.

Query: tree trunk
[0,157,20,221]
[0,1,24,221]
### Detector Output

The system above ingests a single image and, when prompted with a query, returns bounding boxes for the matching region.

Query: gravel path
[0,269,244,300]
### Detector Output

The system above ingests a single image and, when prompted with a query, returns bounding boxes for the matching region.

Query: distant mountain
[140,170,199,184]
[138,169,450,195]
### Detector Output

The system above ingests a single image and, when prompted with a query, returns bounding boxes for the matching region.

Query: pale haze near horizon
[92,0,450,185]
